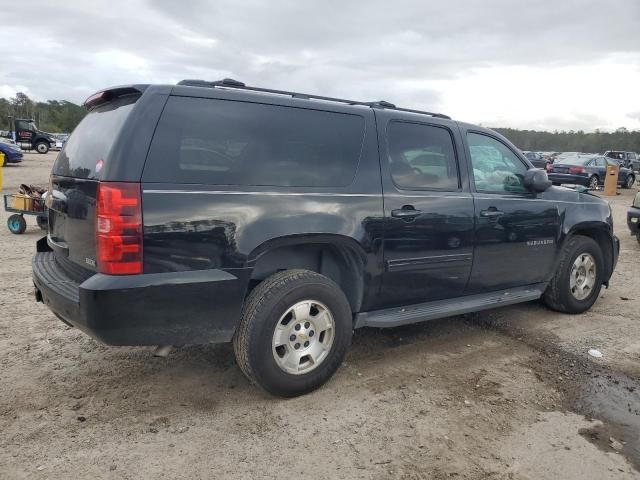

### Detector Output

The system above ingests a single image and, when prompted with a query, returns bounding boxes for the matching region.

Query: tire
[233,269,352,397]
[588,175,599,190]
[35,142,49,154]
[36,215,48,231]
[543,235,604,314]
[7,214,27,234]
[624,175,635,189]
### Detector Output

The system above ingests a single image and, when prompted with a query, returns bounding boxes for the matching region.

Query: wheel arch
[561,223,615,285]
[247,234,368,313]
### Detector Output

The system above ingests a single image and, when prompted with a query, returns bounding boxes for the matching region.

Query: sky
[1,0,640,132]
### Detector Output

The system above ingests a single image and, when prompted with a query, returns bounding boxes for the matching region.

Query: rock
[609,437,623,451]
[77,416,86,422]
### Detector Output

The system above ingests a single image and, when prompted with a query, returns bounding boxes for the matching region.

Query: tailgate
[47,176,99,272]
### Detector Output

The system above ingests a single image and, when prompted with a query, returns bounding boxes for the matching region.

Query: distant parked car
[628,192,640,244]
[522,151,549,169]
[51,134,69,151]
[604,151,637,169]
[0,141,23,164]
[548,155,635,190]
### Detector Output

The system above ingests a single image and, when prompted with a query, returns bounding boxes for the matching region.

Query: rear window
[142,96,365,187]
[560,157,589,165]
[52,95,137,179]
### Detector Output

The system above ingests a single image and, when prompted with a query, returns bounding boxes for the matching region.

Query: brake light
[96,182,143,275]
[84,91,106,108]
[569,166,585,174]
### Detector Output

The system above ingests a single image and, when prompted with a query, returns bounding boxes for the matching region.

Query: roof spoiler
[83,85,148,110]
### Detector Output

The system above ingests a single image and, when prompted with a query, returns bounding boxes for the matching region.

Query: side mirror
[524,168,552,192]
[633,192,640,209]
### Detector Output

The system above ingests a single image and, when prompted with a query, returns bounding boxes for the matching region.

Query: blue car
[548,155,635,190]
[0,142,24,164]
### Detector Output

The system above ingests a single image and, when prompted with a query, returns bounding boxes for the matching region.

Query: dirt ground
[1,152,639,480]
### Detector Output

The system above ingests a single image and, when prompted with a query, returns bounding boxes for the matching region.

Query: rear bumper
[33,252,248,345]
[547,173,590,186]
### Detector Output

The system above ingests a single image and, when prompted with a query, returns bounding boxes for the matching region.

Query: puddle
[576,373,640,469]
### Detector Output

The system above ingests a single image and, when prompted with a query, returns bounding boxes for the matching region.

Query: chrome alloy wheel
[589,176,599,190]
[570,253,596,300]
[272,300,335,375]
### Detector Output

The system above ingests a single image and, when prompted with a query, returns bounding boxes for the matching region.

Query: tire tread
[233,269,347,391]
[543,235,602,313]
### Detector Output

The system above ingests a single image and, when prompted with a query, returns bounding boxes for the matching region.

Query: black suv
[33,80,619,397]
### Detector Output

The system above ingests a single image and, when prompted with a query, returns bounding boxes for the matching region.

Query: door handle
[391,208,422,219]
[480,208,504,218]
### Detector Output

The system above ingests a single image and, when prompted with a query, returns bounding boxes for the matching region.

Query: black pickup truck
[33,80,619,397]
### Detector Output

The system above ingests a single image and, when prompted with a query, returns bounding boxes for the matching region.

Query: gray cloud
[1,0,639,129]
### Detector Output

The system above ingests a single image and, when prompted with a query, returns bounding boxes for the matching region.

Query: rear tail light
[569,166,585,174]
[96,182,143,275]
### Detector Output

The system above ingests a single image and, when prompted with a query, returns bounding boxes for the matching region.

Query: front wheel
[624,175,635,189]
[7,214,27,234]
[35,142,49,154]
[543,235,603,314]
[233,269,352,397]
[588,175,599,190]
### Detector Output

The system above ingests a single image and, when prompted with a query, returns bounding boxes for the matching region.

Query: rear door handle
[391,208,422,219]
[480,208,504,218]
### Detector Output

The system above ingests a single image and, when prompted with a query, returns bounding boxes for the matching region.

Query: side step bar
[354,284,546,329]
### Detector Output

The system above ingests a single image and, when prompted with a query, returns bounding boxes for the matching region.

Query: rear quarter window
[52,95,138,179]
[142,96,365,187]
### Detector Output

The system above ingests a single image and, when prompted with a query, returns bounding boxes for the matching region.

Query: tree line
[0,92,86,134]
[1,92,639,153]
[493,127,640,154]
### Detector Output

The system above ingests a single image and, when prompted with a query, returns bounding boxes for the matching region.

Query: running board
[354,284,546,329]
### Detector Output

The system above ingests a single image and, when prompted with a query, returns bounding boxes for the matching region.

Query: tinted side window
[387,122,459,190]
[467,132,528,193]
[143,96,365,187]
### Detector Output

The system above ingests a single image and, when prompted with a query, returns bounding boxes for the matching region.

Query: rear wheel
[624,175,635,189]
[35,142,49,154]
[7,214,27,234]
[543,235,603,314]
[233,269,352,397]
[588,175,599,190]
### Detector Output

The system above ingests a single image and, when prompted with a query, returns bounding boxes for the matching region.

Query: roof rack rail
[176,78,451,120]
